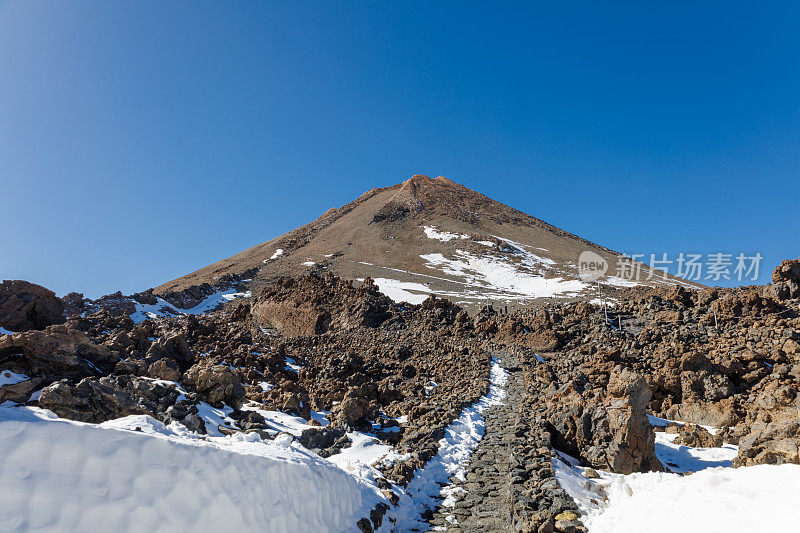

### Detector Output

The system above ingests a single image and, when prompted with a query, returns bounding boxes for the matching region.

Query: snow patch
[588,463,800,532]
[422,226,469,242]
[129,289,251,324]
[0,370,29,387]
[371,278,432,305]
[420,251,586,299]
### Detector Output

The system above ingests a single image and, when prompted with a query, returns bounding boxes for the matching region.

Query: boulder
[0,280,65,332]
[38,375,185,423]
[665,398,741,428]
[148,358,182,381]
[734,419,800,466]
[772,258,800,285]
[182,362,245,407]
[0,325,119,380]
[546,370,662,474]
[597,369,663,474]
[298,427,351,457]
[251,274,395,337]
[0,375,43,403]
[673,423,723,447]
[145,333,194,370]
[332,391,373,430]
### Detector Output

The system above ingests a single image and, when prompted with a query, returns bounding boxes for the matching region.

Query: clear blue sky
[2,1,798,297]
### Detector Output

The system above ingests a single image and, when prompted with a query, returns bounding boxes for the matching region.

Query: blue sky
[1,1,798,297]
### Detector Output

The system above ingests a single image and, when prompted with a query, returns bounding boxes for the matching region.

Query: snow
[587,464,800,533]
[0,405,382,533]
[0,327,13,335]
[554,415,800,533]
[194,402,238,437]
[371,278,431,305]
[488,235,556,266]
[241,402,393,488]
[0,370,29,387]
[241,402,330,436]
[258,381,274,392]
[602,275,640,288]
[129,289,251,323]
[302,260,316,266]
[327,432,394,483]
[654,431,737,473]
[422,225,469,242]
[391,358,509,530]
[285,357,303,373]
[269,248,284,259]
[647,414,720,436]
[420,251,586,299]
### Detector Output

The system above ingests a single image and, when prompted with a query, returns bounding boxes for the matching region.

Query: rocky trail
[427,351,524,532]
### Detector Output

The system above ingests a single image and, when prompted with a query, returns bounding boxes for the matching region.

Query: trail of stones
[426,351,524,532]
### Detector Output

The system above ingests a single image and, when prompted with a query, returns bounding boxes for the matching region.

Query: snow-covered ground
[371,278,432,305]
[420,251,587,300]
[390,358,509,531]
[1,370,29,387]
[422,226,469,242]
[0,356,515,533]
[128,289,251,323]
[0,405,383,533]
[554,417,800,532]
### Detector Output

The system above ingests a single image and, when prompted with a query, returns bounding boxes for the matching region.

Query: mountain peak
[155,174,699,304]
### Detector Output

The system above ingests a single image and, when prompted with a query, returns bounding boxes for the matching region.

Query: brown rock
[0,375,43,403]
[674,423,723,447]
[251,274,394,337]
[182,362,245,407]
[148,358,182,381]
[734,419,800,466]
[0,280,65,332]
[601,369,663,474]
[333,392,372,429]
[666,398,740,428]
[0,325,118,380]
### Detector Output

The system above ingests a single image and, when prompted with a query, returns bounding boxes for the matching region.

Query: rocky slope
[1,257,798,531]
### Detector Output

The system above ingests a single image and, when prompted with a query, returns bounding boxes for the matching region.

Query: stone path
[427,351,524,532]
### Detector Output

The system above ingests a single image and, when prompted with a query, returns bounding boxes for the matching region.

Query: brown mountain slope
[155,175,699,308]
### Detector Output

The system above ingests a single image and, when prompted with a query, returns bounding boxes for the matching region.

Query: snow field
[0,406,381,533]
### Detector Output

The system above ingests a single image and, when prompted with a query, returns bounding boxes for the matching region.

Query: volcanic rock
[0,280,65,332]
[182,362,245,407]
